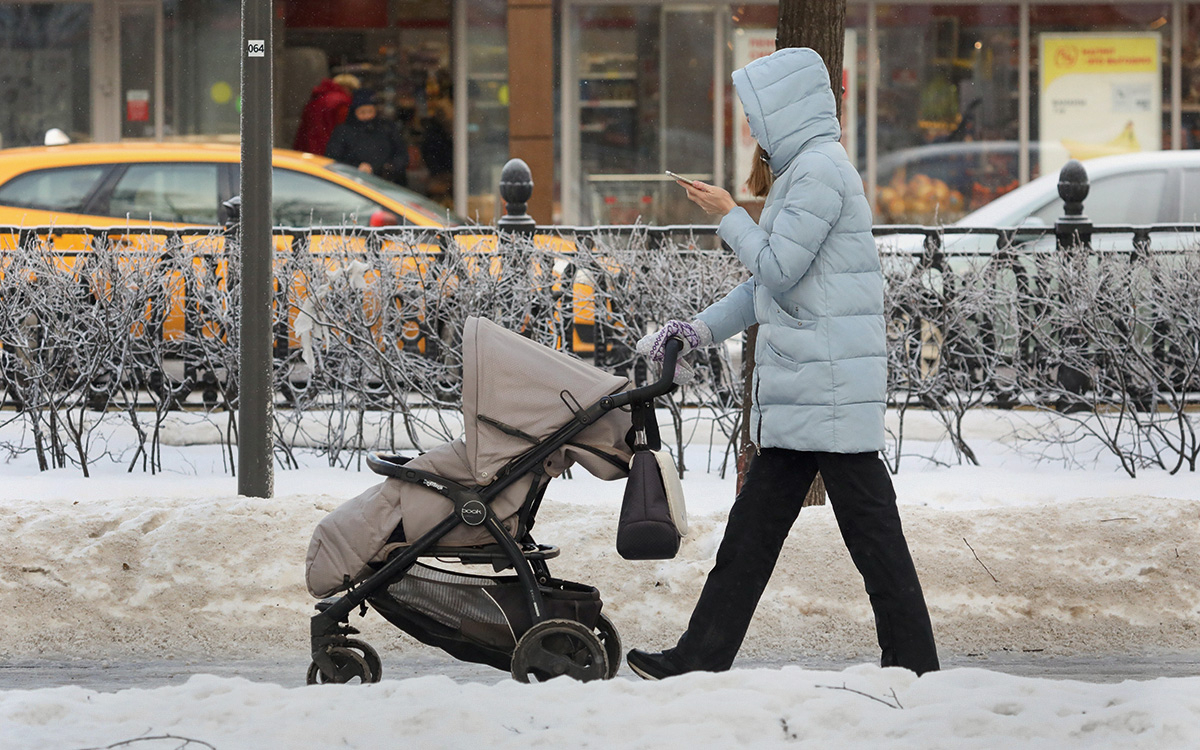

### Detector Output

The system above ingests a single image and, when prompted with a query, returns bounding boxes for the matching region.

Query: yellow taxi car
[0,142,459,229]
[0,143,604,355]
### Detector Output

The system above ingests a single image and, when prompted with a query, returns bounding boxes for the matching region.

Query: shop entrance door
[92,0,164,142]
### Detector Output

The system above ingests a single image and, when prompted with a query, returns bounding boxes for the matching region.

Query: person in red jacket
[292,73,361,156]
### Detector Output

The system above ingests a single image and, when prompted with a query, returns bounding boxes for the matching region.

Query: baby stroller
[305,316,684,684]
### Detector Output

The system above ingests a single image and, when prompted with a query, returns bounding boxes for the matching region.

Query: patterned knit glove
[635,320,713,362]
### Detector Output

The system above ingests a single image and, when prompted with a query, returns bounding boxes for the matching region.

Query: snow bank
[4,666,1200,750]
[1,436,1197,662]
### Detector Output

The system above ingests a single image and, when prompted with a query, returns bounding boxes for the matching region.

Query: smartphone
[664,170,692,184]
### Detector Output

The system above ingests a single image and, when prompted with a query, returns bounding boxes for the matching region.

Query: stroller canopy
[462,316,631,484]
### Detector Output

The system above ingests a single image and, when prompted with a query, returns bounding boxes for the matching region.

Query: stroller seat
[369,452,560,571]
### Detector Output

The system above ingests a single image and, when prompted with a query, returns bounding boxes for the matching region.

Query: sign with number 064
[247,39,265,58]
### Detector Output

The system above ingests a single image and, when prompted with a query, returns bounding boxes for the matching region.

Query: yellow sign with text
[1042,34,1159,89]
[1038,32,1161,176]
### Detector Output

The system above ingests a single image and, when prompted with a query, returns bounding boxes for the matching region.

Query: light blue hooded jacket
[695,47,885,454]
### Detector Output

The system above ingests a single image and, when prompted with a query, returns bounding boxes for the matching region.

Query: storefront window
[164,0,240,137]
[572,5,663,223]
[8,0,1191,230]
[463,0,508,223]
[1031,4,1172,175]
[1185,5,1200,148]
[120,4,159,139]
[0,3,91,148]
[564,2,875,225]
[874,5,1021,224]
[567,4,718,224]
[281,0,452,204]
[871,3,1175,225]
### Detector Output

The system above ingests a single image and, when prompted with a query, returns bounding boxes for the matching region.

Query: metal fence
[1,158,1197,476]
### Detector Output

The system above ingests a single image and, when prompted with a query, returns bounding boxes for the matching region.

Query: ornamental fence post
[1055,159,1092,252]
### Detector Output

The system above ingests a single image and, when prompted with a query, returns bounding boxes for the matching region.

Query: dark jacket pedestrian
[628,47,940,680]
[325,89,410,186]
[292,74,359,156]
[420,103,453,177]
[420,100,454,201]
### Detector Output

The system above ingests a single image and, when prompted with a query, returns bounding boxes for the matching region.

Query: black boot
[626,649,691,680]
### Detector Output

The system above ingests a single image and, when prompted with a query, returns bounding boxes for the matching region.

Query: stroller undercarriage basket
[368,562,602,671]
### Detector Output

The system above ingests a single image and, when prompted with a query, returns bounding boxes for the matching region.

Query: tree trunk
[735,325,757,495]
[777,1,847,119]
[738,0,846,507]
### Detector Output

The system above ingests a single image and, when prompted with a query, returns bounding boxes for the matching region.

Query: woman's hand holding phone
[667,171,737,217]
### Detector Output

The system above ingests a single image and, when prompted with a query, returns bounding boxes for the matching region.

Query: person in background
[292,73,360,156]
[326,89,410,187]
[420,99,454,205]
[626,47,940,681]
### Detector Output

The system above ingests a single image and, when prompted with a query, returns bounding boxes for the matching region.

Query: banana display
[1060,120,1140,161]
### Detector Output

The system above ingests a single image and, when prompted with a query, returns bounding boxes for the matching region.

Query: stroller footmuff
[304,317,681,684]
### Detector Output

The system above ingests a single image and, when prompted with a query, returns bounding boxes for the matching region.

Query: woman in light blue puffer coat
[628,47,939,679]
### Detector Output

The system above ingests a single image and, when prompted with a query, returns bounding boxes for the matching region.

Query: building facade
[5,0,1200,225]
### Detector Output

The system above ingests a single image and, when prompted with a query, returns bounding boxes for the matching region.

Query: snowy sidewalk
[3,409,1199,748]
[4,650,1200,692]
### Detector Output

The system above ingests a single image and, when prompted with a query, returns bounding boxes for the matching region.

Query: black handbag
[616,399,686,560]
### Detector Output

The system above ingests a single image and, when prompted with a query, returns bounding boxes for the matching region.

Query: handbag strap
[629,398,661,452]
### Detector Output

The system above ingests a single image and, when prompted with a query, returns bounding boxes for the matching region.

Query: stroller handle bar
[602,337,684,411]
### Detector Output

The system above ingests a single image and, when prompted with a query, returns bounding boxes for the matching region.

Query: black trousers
[668,448,940,675]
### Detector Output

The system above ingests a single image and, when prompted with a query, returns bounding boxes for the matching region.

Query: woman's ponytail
[746,144,774,198]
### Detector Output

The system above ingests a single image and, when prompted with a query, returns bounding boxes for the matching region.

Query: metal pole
[452,0,468,217]
[238,0,274,498]
[1172,1,1183,151]
[1018,2,1030,184]
[865,4,877,212]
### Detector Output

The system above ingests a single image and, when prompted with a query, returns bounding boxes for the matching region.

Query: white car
[877,150,1200,255]
[875,150,1200,386]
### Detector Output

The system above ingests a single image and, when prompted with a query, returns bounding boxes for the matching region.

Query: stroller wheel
[342,638,383,683]
[511,619,609,684]
[307,646,376,685]
[595,613,621,680]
